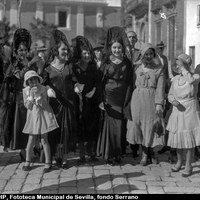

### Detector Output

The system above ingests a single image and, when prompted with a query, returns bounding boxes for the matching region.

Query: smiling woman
[126,43,166,166]
[41,29,77,169]
[96,27,133,165]
[71,35,101,164]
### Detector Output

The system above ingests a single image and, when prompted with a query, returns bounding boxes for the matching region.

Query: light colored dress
[22,85,59,135]
[167,71,200,148]
[127,63,165,147]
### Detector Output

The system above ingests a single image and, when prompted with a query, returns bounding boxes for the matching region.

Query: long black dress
[97,58,133,160]
[72,62,101,145]
[42,64,77,159]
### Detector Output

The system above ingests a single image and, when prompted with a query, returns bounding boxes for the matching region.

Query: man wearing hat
[156,41,168,75]
[93,41,104,69]
[126,30,140,158]
[29,40,47,75]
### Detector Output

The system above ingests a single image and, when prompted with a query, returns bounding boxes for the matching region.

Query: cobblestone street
[0,146,200,194]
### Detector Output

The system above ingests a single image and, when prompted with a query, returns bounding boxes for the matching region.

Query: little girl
[22,70,59,173]
[167,53,200,177]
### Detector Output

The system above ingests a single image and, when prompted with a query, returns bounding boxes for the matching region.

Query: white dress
[167,71,200,148]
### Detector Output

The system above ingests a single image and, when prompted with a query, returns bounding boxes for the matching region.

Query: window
[55,7,71,30]
[156,21,162,44]
[168,16,176,62]
[189,46,195,71]
[197,5,200,26]
[58,11,67,27]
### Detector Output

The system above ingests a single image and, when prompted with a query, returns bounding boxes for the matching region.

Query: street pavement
[0,145,200,194]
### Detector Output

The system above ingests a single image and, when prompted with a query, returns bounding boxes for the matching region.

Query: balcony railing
[27,0,107,4]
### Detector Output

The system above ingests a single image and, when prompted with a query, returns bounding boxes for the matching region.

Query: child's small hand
[27,95,34,103]
[155,104,163,118]
[74,83,84,94]
[30,86,42,100]
[85,87,96,98]
[47,88,56,98]
[35,96,42,105]
[171,100,180,107]
[99,102,105,111]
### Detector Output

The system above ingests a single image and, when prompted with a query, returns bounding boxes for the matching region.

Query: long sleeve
[168,80,176,104]
[13,62,29,79]
[182,69,200,84]
[98,63,109,104]
[155,68,166,105]
[23,88,34,110]
[123,61,134,120]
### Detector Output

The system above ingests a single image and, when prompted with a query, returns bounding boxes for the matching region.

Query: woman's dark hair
[12,28,32,53]
[101,36,126,64]
[11,28,32,64]
[71,35,95,64]
[45,29,71,66]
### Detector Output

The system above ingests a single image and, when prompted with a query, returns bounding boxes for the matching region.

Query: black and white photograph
[0,0,200,196]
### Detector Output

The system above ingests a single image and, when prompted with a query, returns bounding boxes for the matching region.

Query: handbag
[152,113,166,138]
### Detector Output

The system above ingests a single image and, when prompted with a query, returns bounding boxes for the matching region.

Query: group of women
[0,26,200,177]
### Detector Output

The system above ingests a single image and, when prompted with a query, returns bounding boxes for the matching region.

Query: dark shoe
[22,165,31,171]
[182,167,193,177]
[77,157,86,165]
[3,147,8,152]
[115,156,122,164]
[22,161,31,171]
[106,159,115,166]
[132,152,139,158]
[55,158,62,167]
[61,162,68,169]
[89,155,99,162]
[43,164,52,173]
[158,146,170,154]
[171,164,182,172]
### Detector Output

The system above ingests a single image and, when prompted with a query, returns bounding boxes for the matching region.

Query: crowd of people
[0,26,200,177]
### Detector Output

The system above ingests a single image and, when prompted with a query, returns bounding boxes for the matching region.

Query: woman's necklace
[51,60,65,72]
[110,55,123,64]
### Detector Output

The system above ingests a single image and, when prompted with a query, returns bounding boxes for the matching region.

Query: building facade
[0,0,121,42]
[124,0,149,50]
[125,0,200,68]
[184,0,200,70]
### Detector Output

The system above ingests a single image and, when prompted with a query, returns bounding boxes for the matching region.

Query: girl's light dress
[22,85,59,135]
[167,71,200,148]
